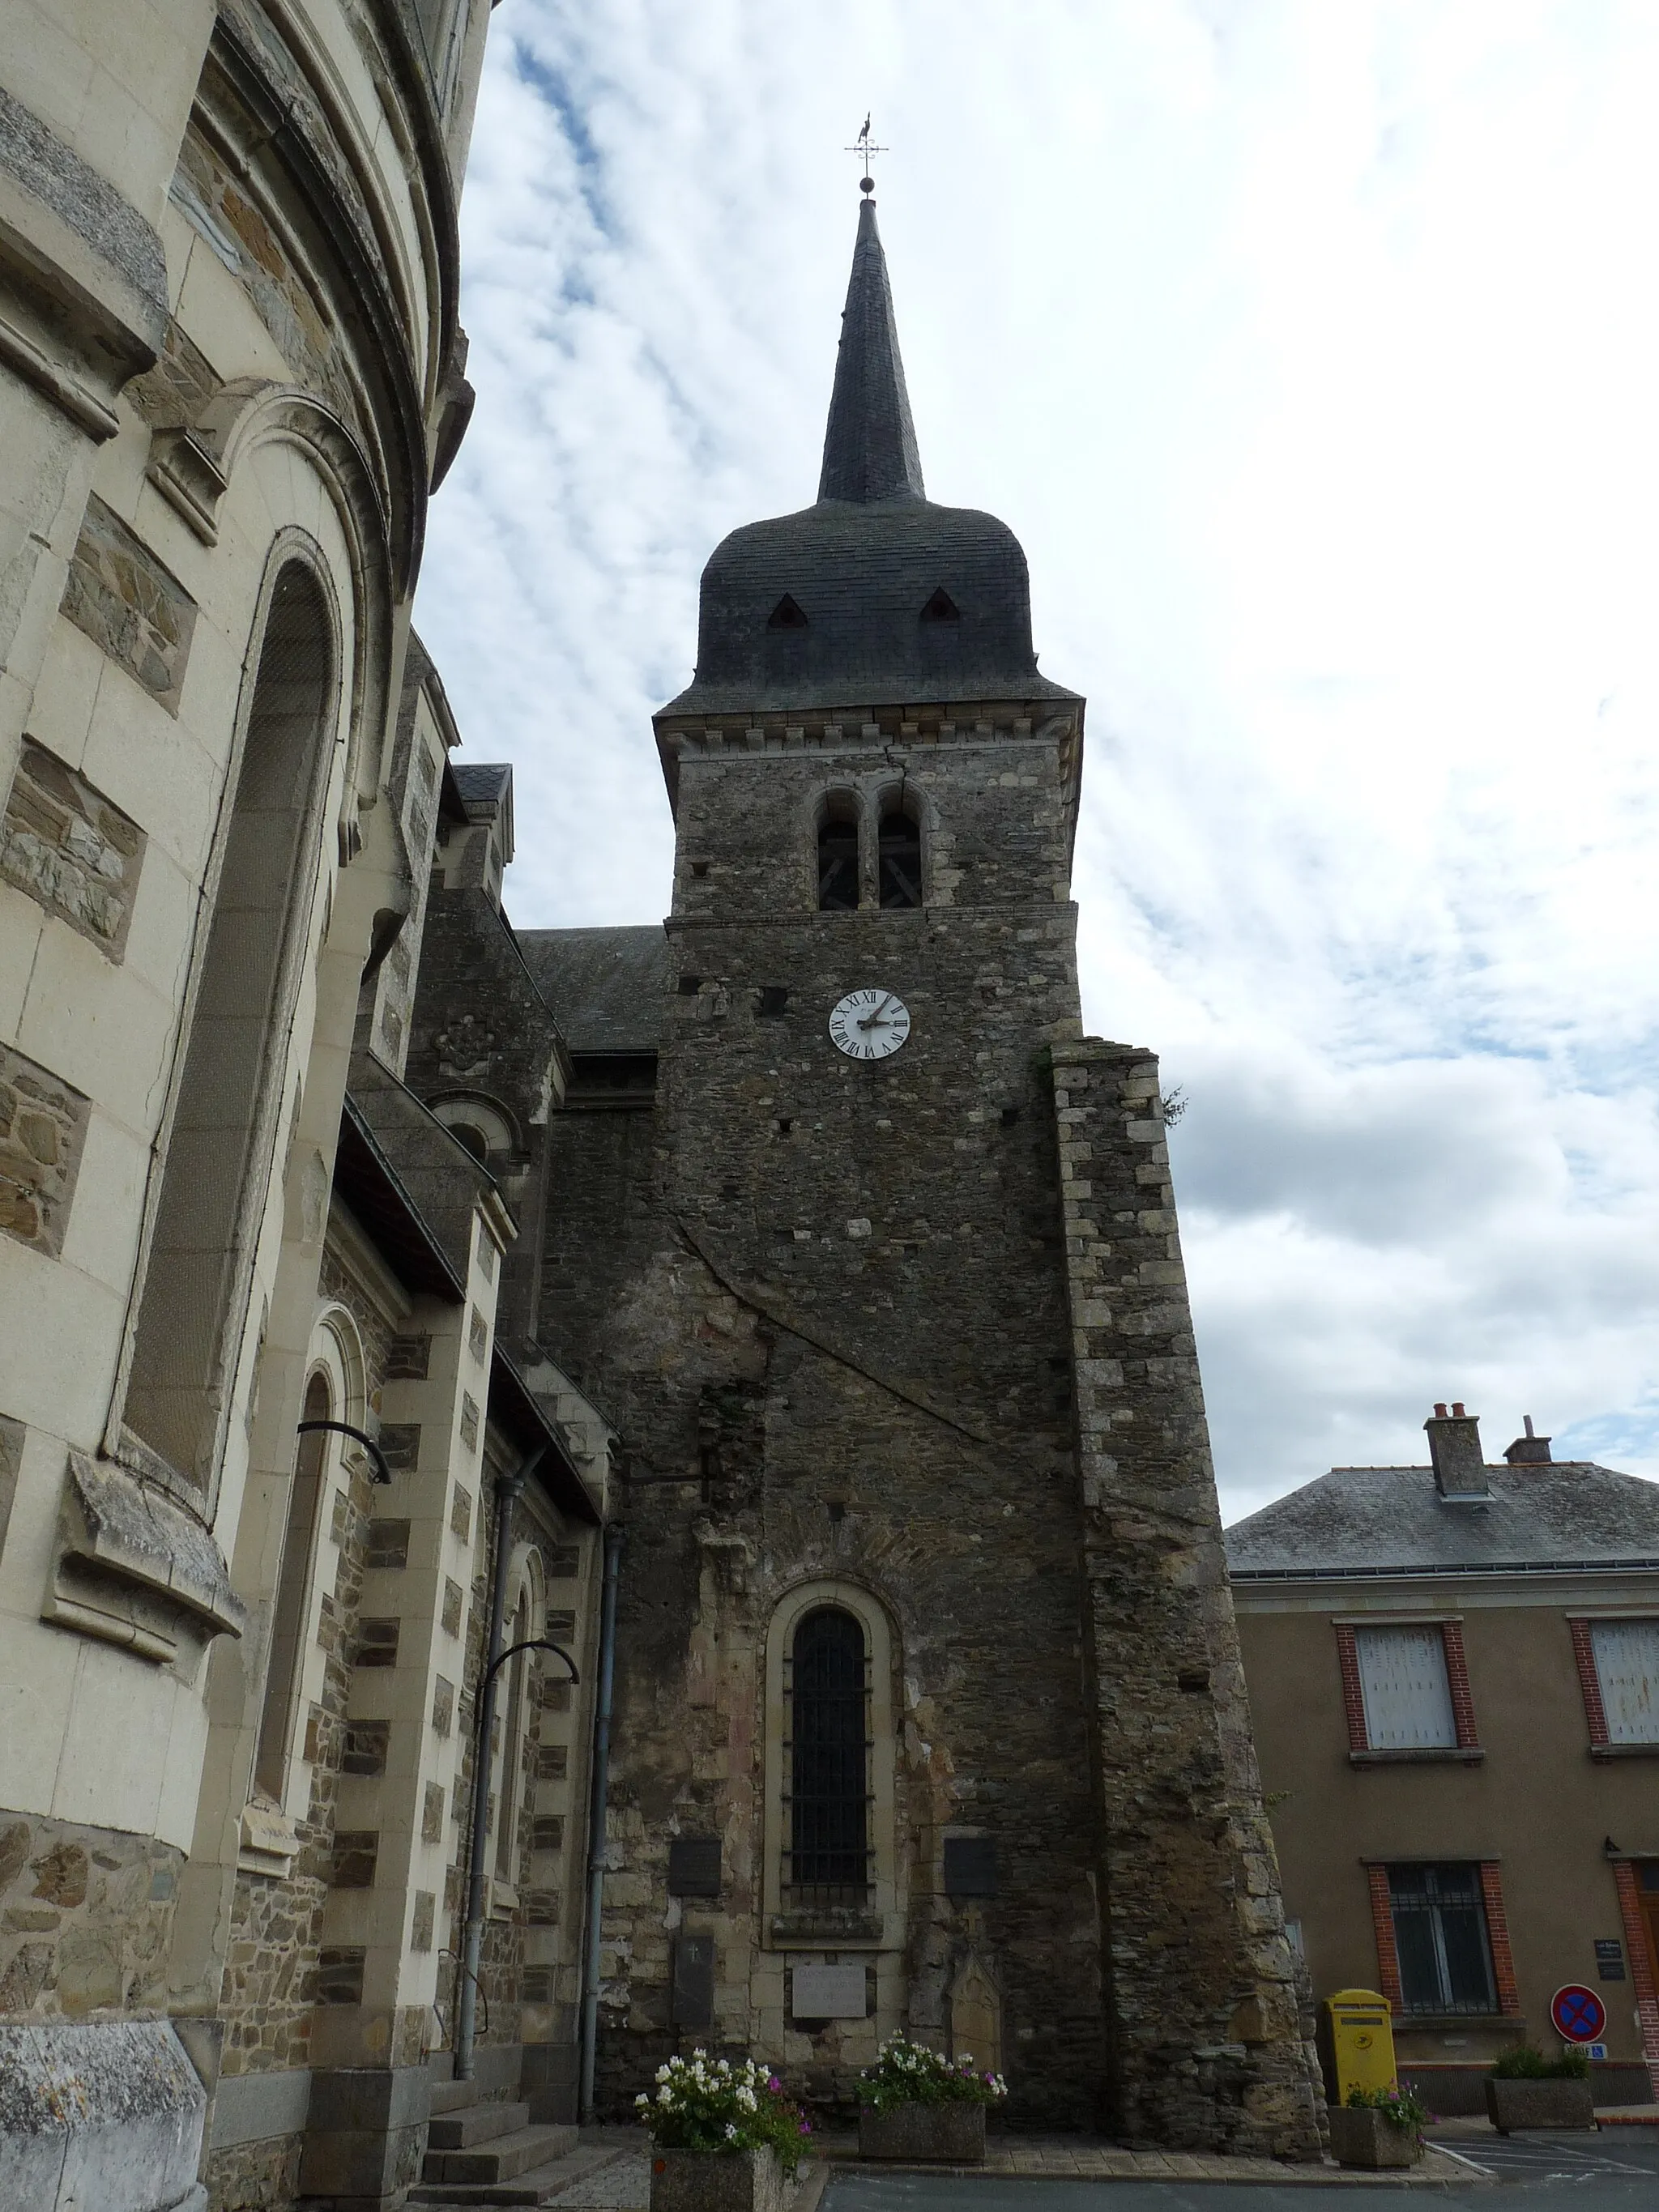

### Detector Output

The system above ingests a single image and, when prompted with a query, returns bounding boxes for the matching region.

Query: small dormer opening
[768,595,809,630]
[817,795,859,912]
[920,588,959,623]
[878,803,922,910]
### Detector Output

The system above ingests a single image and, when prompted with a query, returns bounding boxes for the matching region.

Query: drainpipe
[578,1524,623,2122]
[456,1444,544,2080]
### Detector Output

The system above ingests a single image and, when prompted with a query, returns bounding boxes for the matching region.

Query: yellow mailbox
[1325,1988,1397,2106]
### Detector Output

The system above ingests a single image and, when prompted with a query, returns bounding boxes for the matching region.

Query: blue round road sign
[1550,1984,1607,2043]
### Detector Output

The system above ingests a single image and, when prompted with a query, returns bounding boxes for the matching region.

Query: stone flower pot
[1485,2078,1597,2133]
[648,2145,783,2212]
[1327,2107,1422,2169]
[858,2102,987,2163]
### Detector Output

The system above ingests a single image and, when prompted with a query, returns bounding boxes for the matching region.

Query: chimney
[1426,1404,1490,1499]
[1503,1413,1553,1466]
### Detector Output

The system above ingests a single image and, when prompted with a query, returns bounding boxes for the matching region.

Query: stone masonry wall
[0,1813,182,2019]
[538,729,1118,2126]
[1051,1039,1323,2158]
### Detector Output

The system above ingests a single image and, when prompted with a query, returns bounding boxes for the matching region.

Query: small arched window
[817,799,859,912]
[790,1608,869,1896]
[253,1371,331,1803]
[450,1121,488,1163]
[878,806,922,910]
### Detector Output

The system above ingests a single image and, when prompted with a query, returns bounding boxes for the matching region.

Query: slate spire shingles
[817,197,925,505]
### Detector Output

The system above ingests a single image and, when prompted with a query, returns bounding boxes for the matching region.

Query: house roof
[515,925,671,1054]
[1225,1462,1659,1580]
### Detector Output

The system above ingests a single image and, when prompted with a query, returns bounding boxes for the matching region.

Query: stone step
[421,2124,579,2188]
[428,2101,531,2150]
[429,2076,484,2116]
[408,2137,628,2207]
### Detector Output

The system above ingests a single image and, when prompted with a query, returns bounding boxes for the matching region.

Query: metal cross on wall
[846,113,888,195]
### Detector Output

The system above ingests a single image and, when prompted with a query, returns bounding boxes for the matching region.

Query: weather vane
[845,113,888,196]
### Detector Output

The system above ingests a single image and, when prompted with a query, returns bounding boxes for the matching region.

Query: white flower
[724,2123,739,2141]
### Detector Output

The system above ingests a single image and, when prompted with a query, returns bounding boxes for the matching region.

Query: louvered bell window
[1354,1626,1456,1750]
[1591,1621,1659,1743]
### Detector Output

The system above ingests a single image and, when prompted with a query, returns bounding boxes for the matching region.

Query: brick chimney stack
[1503,1413,1553,1466]
[1426,1403,1490,1498]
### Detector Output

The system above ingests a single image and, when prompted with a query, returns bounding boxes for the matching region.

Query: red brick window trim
[1337,1619,1478,1755]
[1569,1617,1611,1747]
[1336,1625,1368,1754]
[1440,1620,1481,1751]
[1478,1861,1521,2017]
[1367,1865,1404,2013]
[1611,1860,1659,2101]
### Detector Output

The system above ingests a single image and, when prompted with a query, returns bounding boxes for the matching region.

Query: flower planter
[1485,2078,1597,2133]
[1327,2108,1422,2170]
[858,2103,987,2163]
[648,2146,783,2212]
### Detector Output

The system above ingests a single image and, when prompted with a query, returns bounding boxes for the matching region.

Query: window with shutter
[1591,1621,1659,1743]
[1354,1626,1457,1750]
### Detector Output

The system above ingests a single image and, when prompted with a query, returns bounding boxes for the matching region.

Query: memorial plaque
[943,1835,997,1899]
[791,1962,868,2019]
[667,1836,723,1897]
[1595,1938,1627,1980]
[672,1933,714,2027]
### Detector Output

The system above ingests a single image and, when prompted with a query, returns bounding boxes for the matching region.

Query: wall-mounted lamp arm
[296,1418,392,1486]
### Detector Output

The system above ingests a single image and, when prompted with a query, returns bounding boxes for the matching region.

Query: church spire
[817,196,926,505]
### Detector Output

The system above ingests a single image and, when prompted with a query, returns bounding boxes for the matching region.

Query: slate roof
[1225,1463,1659,1579]
[452,763,512,810]
[516,925,670,1054]
[818,195,924,505]
[658,198,1079,721]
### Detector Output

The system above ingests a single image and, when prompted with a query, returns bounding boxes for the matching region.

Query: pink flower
[800,2120,812,2134]
[768,2078,781,2092]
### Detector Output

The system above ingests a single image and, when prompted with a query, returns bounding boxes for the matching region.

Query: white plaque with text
[791,1962,868,2018]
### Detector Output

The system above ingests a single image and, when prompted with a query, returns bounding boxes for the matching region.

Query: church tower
[526,192,1323,2153]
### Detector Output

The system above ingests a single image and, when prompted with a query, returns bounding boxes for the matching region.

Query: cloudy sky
[416,0,1659,1519]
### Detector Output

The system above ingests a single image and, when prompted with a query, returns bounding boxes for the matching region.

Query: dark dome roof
[662,492,1073,716]
[657,198,1077,722]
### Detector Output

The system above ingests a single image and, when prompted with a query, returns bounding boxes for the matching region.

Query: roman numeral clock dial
[829,987,911,1061]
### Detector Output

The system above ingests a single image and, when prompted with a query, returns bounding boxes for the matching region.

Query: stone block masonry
[0,1039,90,1255]
[1051,1039,1323,2157]
[2,737,146,958]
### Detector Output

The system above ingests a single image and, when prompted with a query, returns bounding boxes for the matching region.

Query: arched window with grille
[788,1607,870,1898]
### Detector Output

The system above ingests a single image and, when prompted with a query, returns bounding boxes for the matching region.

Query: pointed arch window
[878,803,922,910]
[789,1607,870,1896]
[920,588,959,623]
[767,595,809,630]
[817,797,859,911]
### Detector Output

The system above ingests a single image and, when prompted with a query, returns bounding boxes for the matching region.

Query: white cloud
[417,0,1659,1515]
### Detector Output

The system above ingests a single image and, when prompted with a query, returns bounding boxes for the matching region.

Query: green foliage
[634,2054,810,2176]
[1491,2044,1591,2081]
[1345,2084,1428,2133]
[858,2034,1009,2115]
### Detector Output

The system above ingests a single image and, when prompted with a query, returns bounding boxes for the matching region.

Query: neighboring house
[1227,1405,1659,2114]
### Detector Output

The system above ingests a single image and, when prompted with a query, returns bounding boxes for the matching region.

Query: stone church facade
[0,0,1320,2201]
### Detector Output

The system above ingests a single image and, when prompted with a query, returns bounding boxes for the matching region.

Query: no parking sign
[1550,1984,1608,2044]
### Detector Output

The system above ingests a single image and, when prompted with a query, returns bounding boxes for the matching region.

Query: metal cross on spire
[845,113,888,195]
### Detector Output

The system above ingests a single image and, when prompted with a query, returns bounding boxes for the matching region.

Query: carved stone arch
[313,1300,369,1438]
[872,775,928,909]
[428,1090,522,1166]
[205,380,399,837]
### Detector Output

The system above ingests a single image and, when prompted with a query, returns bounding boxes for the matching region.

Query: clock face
[829,987,911,1060]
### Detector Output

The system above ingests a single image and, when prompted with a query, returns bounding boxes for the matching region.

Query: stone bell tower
[527,190,1323,2154]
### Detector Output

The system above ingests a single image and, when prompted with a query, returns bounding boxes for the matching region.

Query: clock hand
[858,993,895,1030]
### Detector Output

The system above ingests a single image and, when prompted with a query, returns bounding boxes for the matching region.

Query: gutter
[578,1524,623,2122]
